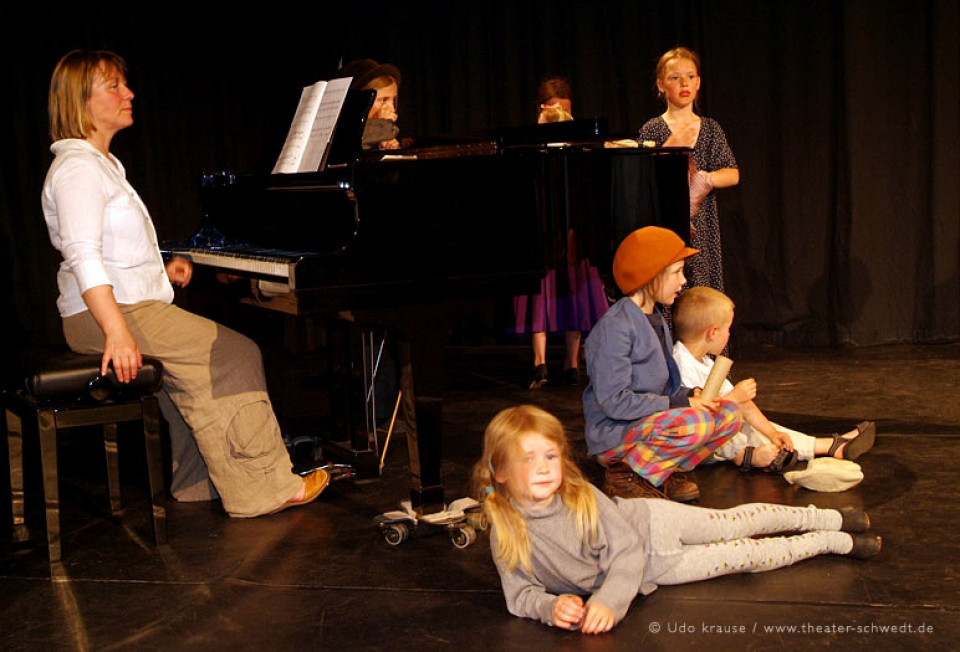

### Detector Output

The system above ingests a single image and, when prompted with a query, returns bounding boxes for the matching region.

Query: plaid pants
[597,400,741,487]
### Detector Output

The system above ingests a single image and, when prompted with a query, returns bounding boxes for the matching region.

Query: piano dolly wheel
[466,511,488,532]
[381,521,411,546]
[449,523,477,549]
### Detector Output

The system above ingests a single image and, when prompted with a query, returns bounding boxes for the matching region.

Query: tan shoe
[271,469,330,514]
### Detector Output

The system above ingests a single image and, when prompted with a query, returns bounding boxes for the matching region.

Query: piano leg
[351,299,489,515]
[395,340,445,513]
[320,318,445,515]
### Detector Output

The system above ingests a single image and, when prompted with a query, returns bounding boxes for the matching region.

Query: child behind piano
[513,76,609,389]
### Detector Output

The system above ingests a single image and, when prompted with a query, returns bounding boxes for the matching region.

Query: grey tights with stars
[643,502,853,585]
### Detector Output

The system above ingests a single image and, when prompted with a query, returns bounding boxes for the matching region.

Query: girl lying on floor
[472,405,880,634]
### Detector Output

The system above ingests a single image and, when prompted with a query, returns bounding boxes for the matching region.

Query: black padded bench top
[23,351,163,400]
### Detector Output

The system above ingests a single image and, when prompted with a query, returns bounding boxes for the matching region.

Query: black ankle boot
[838,506,870,533]
[848,533,882,559]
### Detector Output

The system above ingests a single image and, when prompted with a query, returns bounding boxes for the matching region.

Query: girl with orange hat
[582,227,740,501]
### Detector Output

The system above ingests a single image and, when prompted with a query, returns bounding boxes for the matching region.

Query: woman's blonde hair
[471,405,597,572]
[49,49,128,142]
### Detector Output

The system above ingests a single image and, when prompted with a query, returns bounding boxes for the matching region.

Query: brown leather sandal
[826,421,876,461]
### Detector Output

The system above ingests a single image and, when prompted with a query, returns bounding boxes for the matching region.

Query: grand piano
[165,90,690,513]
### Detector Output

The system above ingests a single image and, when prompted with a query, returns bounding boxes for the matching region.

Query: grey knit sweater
[490,486,657,627]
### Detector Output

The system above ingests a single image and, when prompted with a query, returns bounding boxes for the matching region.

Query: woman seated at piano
[513,77,610,388]
[41,49,330,518]
[338,58,402,150]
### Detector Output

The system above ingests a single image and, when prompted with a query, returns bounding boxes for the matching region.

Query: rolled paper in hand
[700,355,733,401]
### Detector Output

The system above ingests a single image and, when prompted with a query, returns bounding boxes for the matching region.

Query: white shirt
[42,139,173,317]
[671,340,735,397]
[672,340,816,459]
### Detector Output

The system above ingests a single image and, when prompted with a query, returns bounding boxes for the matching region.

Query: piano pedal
[288,433,362,480]
[297,462,356,482]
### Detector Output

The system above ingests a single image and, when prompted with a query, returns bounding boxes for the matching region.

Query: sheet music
[298,77,351,171]
[273,77,352,174]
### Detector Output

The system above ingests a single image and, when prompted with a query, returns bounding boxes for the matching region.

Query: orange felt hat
[612,227,699,295]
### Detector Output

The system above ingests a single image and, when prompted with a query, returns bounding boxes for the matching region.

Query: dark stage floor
[2,342,958,650]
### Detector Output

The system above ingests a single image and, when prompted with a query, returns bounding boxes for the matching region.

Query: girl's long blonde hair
[471,405,597,572]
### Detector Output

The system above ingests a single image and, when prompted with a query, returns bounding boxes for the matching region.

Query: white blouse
[42,139,173,317]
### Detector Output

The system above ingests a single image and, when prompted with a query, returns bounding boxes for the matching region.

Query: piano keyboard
[168,246,314,280]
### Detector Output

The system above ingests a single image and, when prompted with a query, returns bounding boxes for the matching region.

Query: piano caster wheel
[449,524,477,549]
[465,511,488,532]
[381,522,410,546]
[375,497,482,548]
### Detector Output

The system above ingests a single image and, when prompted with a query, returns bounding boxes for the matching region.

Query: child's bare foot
[740,444,779,467]
[291,480,307,501]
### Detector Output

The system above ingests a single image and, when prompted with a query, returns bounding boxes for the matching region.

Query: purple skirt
[511,259,610,334]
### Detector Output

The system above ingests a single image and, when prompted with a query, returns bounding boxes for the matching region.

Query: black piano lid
[495,117,608,148]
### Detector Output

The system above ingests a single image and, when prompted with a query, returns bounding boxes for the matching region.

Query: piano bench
[3,351,167,567]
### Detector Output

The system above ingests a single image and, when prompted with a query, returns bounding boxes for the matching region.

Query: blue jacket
[582,298,690,455]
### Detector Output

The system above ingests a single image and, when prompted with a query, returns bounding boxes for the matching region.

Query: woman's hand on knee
[103,328,142,383]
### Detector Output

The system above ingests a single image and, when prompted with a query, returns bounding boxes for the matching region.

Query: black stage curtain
[3,1,958,354]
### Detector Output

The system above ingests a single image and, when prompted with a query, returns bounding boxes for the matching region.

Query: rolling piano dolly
[375,497,485,548]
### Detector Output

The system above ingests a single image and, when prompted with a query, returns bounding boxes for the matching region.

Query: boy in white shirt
[671,287,875,472]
